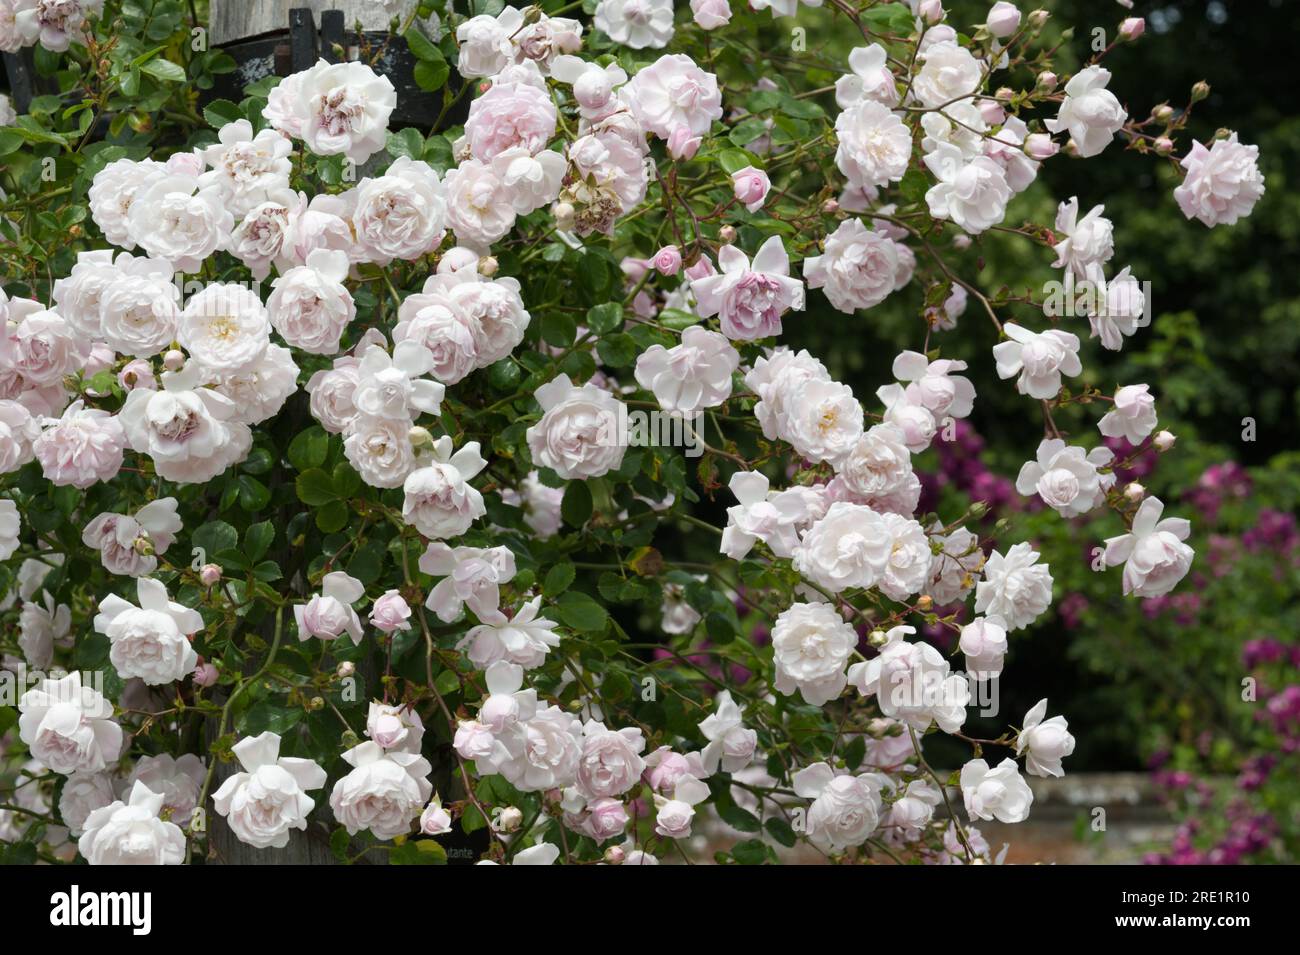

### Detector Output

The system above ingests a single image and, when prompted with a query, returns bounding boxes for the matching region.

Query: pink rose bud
[822,198,840,214]
[684,255,716,281]
[438,246,480,273]
[1154,137,1174,155]
[604,845,626,865]
[337,661,356,678]
[1025,133,1059,160]
[1028,8,1049,28]
[690,0,732,30]
[653,245,683,276]
[163,349,185,371]
[952,234,972,250]
[719,225,737,244]
[919,0,944,24]
[1124,482,1145,502]
[1119,17,1145,40]
[986,2,1021,38]
[553,201,575,230]
[118,359,156,391]
[666,125,701,160]
[199,563,222,586]
[496,806,523,832]
[978,99,1007,126]
[1154,430,1176,451]
[193,661,218,687]
[1036,70,1057,91]
[478,255,499,277]
[995,86,1014,102]
[731,165,771,212]
[369,589,412,634]
[1153,104,1174,122]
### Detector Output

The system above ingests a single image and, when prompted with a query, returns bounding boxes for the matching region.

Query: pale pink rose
[691,0,732,30]
[666,125,701,160]
[193,661,218,687]
[33,400,125,488]
[369,590,412,634]
[465,79,557,161]
[684,255,716,281]
[652,245,682,275]
[624,54,723,141]
[581,797,630,842]
[306,358,362,434]
[691,236,804,341]
[295,572,366,644]
[118,359,157,392]
[1,309,85,386]
[731,166,770,212]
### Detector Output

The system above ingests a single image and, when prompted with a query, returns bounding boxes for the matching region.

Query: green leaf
[315,500,349,533]
[329,828,350,863]
[193,521,238,561]
[586,302,624,334]
[718,804,762,833]
[404,28,442,62]
[332,462,362,499]
[561,481,592,527]
[716,148,756,175]
[542,562,576,597]
[764,817,797,848]
[287,426,329,470]
[414,58,450,92]
[387,127,425,160]
[391,839,448,865]
[238,475,271,511]
[728,118,769,147]
[730,838,770,865]
[245,521,274,561]
[555,591,608,632]
[140,58,187,83]
[296,468,338,506]
[596,333,637,367]
[861,1,915,34]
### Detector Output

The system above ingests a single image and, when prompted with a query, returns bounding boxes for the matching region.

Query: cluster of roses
[0,0,1269,865]
[0,0,100,55]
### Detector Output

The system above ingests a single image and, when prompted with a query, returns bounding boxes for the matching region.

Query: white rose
[393,292,481,386]
[834,100,911,189]
[213,732,327,848]
[924,144,1013,235]
[960,757,1033,823]
[576,720,646,799]
[1174,132,1265,228]
[793,501,890,593]
[1045,65,1127,158]
[58,772,116,836]
[444,159,517,248]
[1103,495,1194,598]
[402,436,488,539]
[267,248,355,354]
[1016,699,1076,777]
[306,357,362,433]
[178,282,270,374]
[329,741,433,840]
[88,157,167,249]
[98,256,183,359]
[878,512,932,601]
[457,596,560,669]
[849,625,969,733]
[923,523,982,606]
[496,705,584,792]
[526,373,627,480]
[595,0,674,49]
[198,119,293,219]
[94,577,202,685]
[634,326,739,416]
[974,542,1053,630]
[803,218,900,313]
[1098,383,1157,444]
[343,414,417,489]
[698,690,757,774]
[912,41,981,107]
[771,602,856,706]
[18,590,70,670]
[991,322,1081,400]
[420,542,516,624]
[275,59,397,164]
[1015,438,1102,517]
[351,157,448,264]
[959,615,1009,678]
[205,342,301,427]
[455,9,520,78]
[126,174,232,273]
[77,782,186,865]
[119,368,253,484]
[1052,197,1114,276]
[50,250,118,340]
[781,377,863,465]
[124,753,205,822]
[793,761,887,852]
[18,672,123,775]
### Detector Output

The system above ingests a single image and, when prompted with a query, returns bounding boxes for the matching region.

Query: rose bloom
[19,590,69,670]
[834,99,911,189]
[1045,65,1127,158]
[1,307,84,386]
[125,173,232,273]
[272,59,396,164]
[1174,132,1265,228]
[119,367,253,484]
[295,571,365,644]
[912,40,981,108]
[94,577,203,685]
[1103,495,1195,598]
[415,266,531,368]
[803,218,900,313]
[690,0,731,30]
[1052,197,1114,276]
[421,542,517,624]
[343,414,417,489]
[923,144,1013,235]
[18,672,123,775]
[77,782,186,866]
[594,0,674,50]
[781,376,864,465]
[623,53,723,141]
[1098,383,1157,444]
[198,118,293,219]
[974,542,1054,630]
[495,705,584,792]
[457,596,560,669]
[1015,438,1103,517]
[575,720,647,799]
[420,796,453,836]
[959,615,1009,678]
[836,44,898,109]
[443,158,516,247]
[579,797,630,843]
[349,157,448,264]
[229,193,295,280]
[330,741,433,839]
[83,497,182,576]
[87,156,167,249]
[634,326,739,416]
[771,602,856,706]
[526,373,627,480]
[307,356,363,433]
[455,7,521,78]
[213,732,327,849]
[465,78,557,161]
[514,15,583,72]
[402,438,488,540]
[0,498,21,560]
[500,469,564,540]
[33,401,125,489]
[794,762,886,852]
[960,757,1033,823]
[50,249,118,340]
[369,589,412,634]
[366,701,425,754]
[97,256,183,359]
[1016,699,1076,778]
[691,236,804,341]
[267,249,354,355]
[794,502,890,593]
[179,282,271,374]
[992,322,1081,400]
[124,753,205,822]
[745,346,830,441]
[58,772,116,836]
[393,293,480,386]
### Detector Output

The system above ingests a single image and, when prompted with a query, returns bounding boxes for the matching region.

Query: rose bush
[0,0,1266,865]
